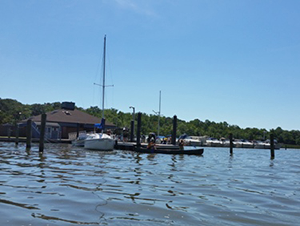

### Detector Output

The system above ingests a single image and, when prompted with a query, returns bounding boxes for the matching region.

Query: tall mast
[158,90,161,136]
[153,90,162,136]
[102,35,106,119]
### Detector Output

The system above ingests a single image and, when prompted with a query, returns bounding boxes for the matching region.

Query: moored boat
[134,145,204,155]
[84,133,115,150]
[235,139,254,148]
[206,138,223,147]
[253,140,281,149]
[178,134,202,146]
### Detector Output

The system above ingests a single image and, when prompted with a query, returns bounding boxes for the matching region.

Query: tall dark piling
[26,119,32,149]
[130,120,134,142]
[8,127,11,140]
[172,115,177,145]
[136,112,141,148]
[15,124,19,146]
[229,133,233,155]
[76,123,80,138]
[270,134,275,159]
[39,113,47,153]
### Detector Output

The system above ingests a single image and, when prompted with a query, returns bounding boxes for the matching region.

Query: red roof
[29,109,115,126]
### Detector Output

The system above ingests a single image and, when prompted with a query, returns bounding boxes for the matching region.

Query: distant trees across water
[1,98,299,146]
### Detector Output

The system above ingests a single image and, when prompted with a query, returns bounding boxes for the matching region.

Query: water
[0,142,299,226]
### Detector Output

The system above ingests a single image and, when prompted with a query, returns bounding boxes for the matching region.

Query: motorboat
[206,138,223,147]
[235,139,254,148]
[254,140,280,149]
[178,134,202,146]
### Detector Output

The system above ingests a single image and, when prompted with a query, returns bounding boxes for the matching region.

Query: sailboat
[84,35,115,151]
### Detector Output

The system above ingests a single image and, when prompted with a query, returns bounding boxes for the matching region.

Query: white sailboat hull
[72,139,85,147]
[84,133,115,151]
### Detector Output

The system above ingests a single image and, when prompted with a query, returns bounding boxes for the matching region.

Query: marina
[1,2,299,225]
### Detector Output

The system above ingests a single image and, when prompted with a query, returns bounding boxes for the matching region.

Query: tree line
[1,98,300,145]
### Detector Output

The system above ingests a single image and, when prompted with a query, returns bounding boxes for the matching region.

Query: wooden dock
[0,137,71,144]
[115,141,182,151]
[115,141,204,155]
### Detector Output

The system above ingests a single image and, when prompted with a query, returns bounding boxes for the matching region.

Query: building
[22,102,116,140]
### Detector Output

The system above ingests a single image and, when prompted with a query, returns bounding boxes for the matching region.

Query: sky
[1,0,300,131]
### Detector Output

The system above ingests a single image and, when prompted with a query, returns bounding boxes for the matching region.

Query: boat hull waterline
[84,137,115,151]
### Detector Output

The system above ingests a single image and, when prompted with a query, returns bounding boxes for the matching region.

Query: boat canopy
[94,118,105,130]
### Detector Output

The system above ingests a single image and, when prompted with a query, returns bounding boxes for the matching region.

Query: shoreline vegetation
[1,136,299,149]
[1,98,300,147]
[281,144,300,149]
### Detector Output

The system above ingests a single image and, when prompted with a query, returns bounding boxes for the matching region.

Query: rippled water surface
[0,142,299,225]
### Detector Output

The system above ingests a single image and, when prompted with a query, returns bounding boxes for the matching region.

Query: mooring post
[76,123,80,138]
[270,133,275,159]
[136,112,141,148]
[229,133,233,155]
[8,127,11,140]
[172,115,177,145]
[15,124,19,146]
[39,113,47,153]
[26,119,32,149]
[130,120,134,142]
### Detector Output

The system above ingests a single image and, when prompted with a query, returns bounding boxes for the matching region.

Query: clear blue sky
[1,0,300,131]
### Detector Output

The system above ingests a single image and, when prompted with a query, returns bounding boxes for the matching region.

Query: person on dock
[178,139,184,150]
[147,133,156,149]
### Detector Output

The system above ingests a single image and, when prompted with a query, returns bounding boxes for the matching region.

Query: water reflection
[32,212,101,225]
[0,198,39,210]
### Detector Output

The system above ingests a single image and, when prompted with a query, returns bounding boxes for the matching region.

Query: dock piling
[270,134,275,159]
[136,112,141,148]
[130,120,134,142]
[39,113,47,153]
[172,115,177,145]
[26,119,32,149]
[229,133,233,155]
[76,123,79,138]
[15,124,19,146]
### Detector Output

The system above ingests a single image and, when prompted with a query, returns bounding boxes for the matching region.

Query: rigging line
[93,45,103,88]
[106,50,115,88]
[91,45,104,108]
[93,35,107,108]
[111,84,115,109]
[94,82,114,110]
